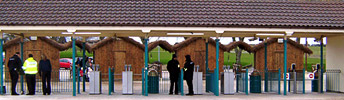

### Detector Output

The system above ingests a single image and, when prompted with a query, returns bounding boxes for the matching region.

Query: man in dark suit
[167,54,180,95]
[183,55,194,96]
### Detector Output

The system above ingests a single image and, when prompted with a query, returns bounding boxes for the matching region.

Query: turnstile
[193,65,203,95]
[89,71,101,94]
[221,65,235,95]
[122,65,133,95]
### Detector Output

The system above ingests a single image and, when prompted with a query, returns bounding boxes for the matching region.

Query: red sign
[309,73,314,79]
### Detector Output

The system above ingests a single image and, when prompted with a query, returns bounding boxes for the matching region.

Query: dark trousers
[169,79,178,94]
[26,74,36,95]
[186,79,194,94]
[42,71,51,95]
[9,70,18,94]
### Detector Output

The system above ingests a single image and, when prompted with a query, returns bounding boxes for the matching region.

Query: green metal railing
[4,69,75,94]
[263,69,281,94]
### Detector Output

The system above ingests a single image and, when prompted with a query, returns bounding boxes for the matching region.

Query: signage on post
[284,73,290,80]
[305,73,315,80]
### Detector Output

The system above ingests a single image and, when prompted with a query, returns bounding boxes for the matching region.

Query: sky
[129,37,327,45]
[66,37,326,45]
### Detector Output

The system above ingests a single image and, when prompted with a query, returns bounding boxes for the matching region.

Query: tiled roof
[0,0,343,29]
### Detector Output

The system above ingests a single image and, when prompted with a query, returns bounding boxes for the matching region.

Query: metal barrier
[4,69,74,94]
[288,69,305,94]
[267,69,281,94]
[159,71,170,94]
[326,69,341,92]
[236,69,249,95]
[221,65,235,95]
[206,70,215,93]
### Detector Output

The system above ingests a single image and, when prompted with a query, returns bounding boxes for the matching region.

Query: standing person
[22,54,38,95]
[7,52,22,95]
[38,54,52,95]
[167,54,180,95]
[86,57,93,79]
[183,55,194,96]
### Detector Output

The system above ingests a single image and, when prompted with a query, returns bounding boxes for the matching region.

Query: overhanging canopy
[0,0,343,38]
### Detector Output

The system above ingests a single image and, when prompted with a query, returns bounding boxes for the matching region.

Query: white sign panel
[305,73,315,80]
[284,73,290,80]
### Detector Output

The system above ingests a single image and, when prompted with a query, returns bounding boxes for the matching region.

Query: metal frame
[0,24,338,96]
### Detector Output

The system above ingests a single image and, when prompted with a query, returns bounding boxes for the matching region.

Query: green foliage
[60,48,93,58]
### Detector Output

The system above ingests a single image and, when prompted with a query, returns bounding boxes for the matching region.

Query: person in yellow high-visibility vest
[22,54,38,95]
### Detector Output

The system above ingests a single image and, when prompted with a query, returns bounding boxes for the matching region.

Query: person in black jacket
[7,52,23,95]
[167,54,180,95]
[183,55,194,96]
[38,54,52,95]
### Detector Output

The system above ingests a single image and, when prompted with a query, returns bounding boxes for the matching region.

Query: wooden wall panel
[176,39,224,77]
[94,39,144,80]
[4,38,60,81]
[255,42,305,78]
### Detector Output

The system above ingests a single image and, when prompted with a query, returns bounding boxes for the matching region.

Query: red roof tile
[0,0,343,29]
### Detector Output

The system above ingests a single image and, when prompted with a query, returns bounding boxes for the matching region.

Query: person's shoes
[169,93,173,95]
[11,93,19,95]
[43,93,46,95]
[186,93,194,96]
[175,93,179,95]
[47,93,50,95]
[26,93,34,95]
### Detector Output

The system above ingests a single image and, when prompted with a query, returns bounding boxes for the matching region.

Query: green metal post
[20,42,24,94]
[180,69,184,96]
[205,42,209,92]
[215,39,219,96]
[142,68,144,95]
[278,68,281,95]
[144,38,148,96]
[245,69,248,95]
[283,38,287,95]
[109,68,112,95]
[0,39,3,95]
[72,38,76,96]
[82,42,86,92]
[303,68,305,94]
[264,42,268,92]
[77,67,80,94]
[112,68,115,92]
[320,37,324,93]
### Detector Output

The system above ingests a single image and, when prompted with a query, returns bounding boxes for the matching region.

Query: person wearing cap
[7,52,23,95]
[183,55,194,96]
[167,54,180,95]
[22,54,38,95]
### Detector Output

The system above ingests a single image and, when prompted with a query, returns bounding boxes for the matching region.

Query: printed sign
[284,73,290,80]
[305,73,315,80]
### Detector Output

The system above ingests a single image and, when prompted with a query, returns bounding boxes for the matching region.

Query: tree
[296,37,301,43]
[232,37,245,65]
[51,37,59,42]
[58,37,67,43]
[100,37,105,40]
[140,37,145,44]
[3,33,16,43]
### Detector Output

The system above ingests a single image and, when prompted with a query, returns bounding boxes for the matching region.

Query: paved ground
[0,92,343,100]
